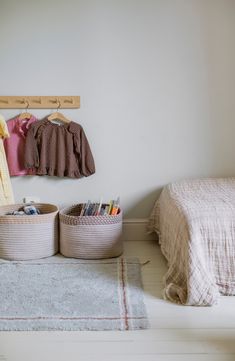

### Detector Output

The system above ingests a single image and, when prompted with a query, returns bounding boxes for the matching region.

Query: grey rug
[0,256,149,331]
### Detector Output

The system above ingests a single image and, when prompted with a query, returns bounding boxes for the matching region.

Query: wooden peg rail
[0,96,80,109]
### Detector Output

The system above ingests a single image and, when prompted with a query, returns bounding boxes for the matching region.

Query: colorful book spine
[111,197,120,216]
[77,198,120,216]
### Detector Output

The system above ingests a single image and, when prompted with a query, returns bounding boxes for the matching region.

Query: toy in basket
[0,203,59,261]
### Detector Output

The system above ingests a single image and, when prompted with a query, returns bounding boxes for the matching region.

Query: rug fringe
[141,260,150,266]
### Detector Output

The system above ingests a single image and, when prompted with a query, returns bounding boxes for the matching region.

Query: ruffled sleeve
[24,121,41,168]
[69,122,95,177]
[0,115,10,139]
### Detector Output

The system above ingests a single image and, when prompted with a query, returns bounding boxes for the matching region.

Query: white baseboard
[122,218,157,241]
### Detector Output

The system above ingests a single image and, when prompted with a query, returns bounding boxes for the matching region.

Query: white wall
[0,0,235,218]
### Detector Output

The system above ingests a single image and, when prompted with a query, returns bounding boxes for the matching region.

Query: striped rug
[0,256,149,331]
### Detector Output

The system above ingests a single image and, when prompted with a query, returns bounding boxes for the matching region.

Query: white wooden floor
[1,240,235,361]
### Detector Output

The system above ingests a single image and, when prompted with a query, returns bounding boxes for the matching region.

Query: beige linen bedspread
[148,178,235,306]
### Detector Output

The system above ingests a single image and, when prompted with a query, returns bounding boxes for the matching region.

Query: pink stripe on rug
[121,258,129,330]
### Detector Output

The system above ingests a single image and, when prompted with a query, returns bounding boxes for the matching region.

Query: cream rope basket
[59,204,123,259]
[0,203,59,260]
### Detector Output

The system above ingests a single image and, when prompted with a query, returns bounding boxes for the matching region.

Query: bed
[148,178,235,306]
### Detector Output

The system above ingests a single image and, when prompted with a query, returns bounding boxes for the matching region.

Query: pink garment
[4,115,37,176]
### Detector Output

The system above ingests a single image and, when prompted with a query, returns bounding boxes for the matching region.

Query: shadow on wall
[124,187,163,219]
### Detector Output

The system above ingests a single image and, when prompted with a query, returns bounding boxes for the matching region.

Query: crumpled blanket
[148,178,235,306]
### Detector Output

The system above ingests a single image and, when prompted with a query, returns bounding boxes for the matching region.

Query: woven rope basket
[0,203,59,260]
[59,204,123,259]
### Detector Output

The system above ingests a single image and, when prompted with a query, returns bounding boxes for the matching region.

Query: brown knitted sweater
[25,119,95,178]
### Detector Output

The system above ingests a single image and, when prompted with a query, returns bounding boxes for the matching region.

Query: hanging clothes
[24,118,95,178]
[4,115,37,176]
[0,115,14,205]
